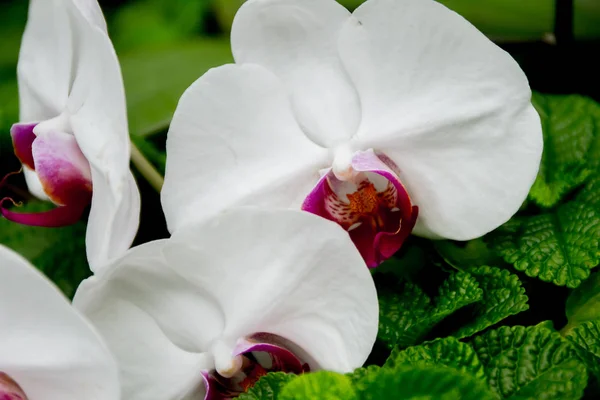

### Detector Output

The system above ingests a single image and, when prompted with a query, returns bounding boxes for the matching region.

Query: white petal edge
[71,0,108,32]
[75,238,212,400]
[75,208,378,391]
[0,244,119,400]
[23,166,51,202]
[231,0,360,147]
[338,0,543,239]
[85,170,141,272]
[162,63,328,233]
[63,1,141,268]
[17,0,73,121]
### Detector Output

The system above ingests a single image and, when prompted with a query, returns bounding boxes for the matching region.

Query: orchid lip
[203,334,309,399]
[302,148,417,267]
[10,123,37,170]
[0,372,28,400]
[5,123,93,228]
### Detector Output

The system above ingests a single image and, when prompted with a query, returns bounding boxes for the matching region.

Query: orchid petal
[74,208,377,398]
[17,0,72,121]
[231,0,359,147]
[0,244,119,400]
[338,0,542,240]
[66,0,130,194]
[22,167,50,202]
[31,130,92,206]
[162,64,327,233]
[10,123,37,170]
[75,238,218,400]
[1,200,86,227]
[61,2,140,269]
[85,171,140,272]
[71,0,108,32]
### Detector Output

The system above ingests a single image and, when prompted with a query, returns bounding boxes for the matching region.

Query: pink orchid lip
[0,372,28,400]
[302,149,418,268]
[10,123,37,170]
[3,122,93,228]
[202,334,308,399]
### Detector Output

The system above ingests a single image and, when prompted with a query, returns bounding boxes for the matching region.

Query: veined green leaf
[528,94,600,208]
[453,266,529,339]
[471,324,588,399]
[238,372,294,400]
[355,366,495,400]
[278,371,357,400]
[488,174,600,288]
[378,271,482,348]
[384,337,486,382]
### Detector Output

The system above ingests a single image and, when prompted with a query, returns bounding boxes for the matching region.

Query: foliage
[0,1,599,399]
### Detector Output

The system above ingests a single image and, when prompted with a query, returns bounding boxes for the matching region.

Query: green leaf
[565,270,600,327]
[528,94,600,208]
[434,238,504,270]
[356,366,496,400]
[378,271,482,348]
[471,324,588,399]
[488,175,600,288]
[384,337,486,382]
[346,365,381,384]
[0,1,27,70]
[278,371,357,400]
[213,0,245,32]
[373,241,427,281]
[564,320,600,381]
[238,372,294,400]
[0,201,91,298]
[0,79,19,153]
[120,39,233,137]
[453,266,529,339]
[438,0,554,40]
[112,0,211,52]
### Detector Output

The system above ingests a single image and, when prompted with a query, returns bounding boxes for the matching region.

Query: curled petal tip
[10,123,37,170]
[1,198,86,227]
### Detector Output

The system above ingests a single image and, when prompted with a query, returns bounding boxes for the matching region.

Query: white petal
[166,209,378,372]
[76,276,211,400]
[74,238,228,400]
[339,0,543,239]
[62,2,141,267]
[85,170,141,272]
[162,64,327,233]
[75,208,378,396]
[71,0,108,32]
[0,245,119,400]
[23,167,50,202]
[66,1,130,194]
[231,0,360,147]
[17,0,73,121]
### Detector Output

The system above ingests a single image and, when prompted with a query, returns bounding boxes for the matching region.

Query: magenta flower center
[204,334,309,399]
[2,121,93,227]
[302,149,418,267]
[0,373,27,400]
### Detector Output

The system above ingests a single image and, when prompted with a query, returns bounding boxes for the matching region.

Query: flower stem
[130,140,164,193]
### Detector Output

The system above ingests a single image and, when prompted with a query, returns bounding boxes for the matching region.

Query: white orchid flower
[5,0,140,271]
[0,244,119,400]
[162,0,543,267]
[74,208,378,400]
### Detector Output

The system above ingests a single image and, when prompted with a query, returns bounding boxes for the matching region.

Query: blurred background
[0,0,598,295]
